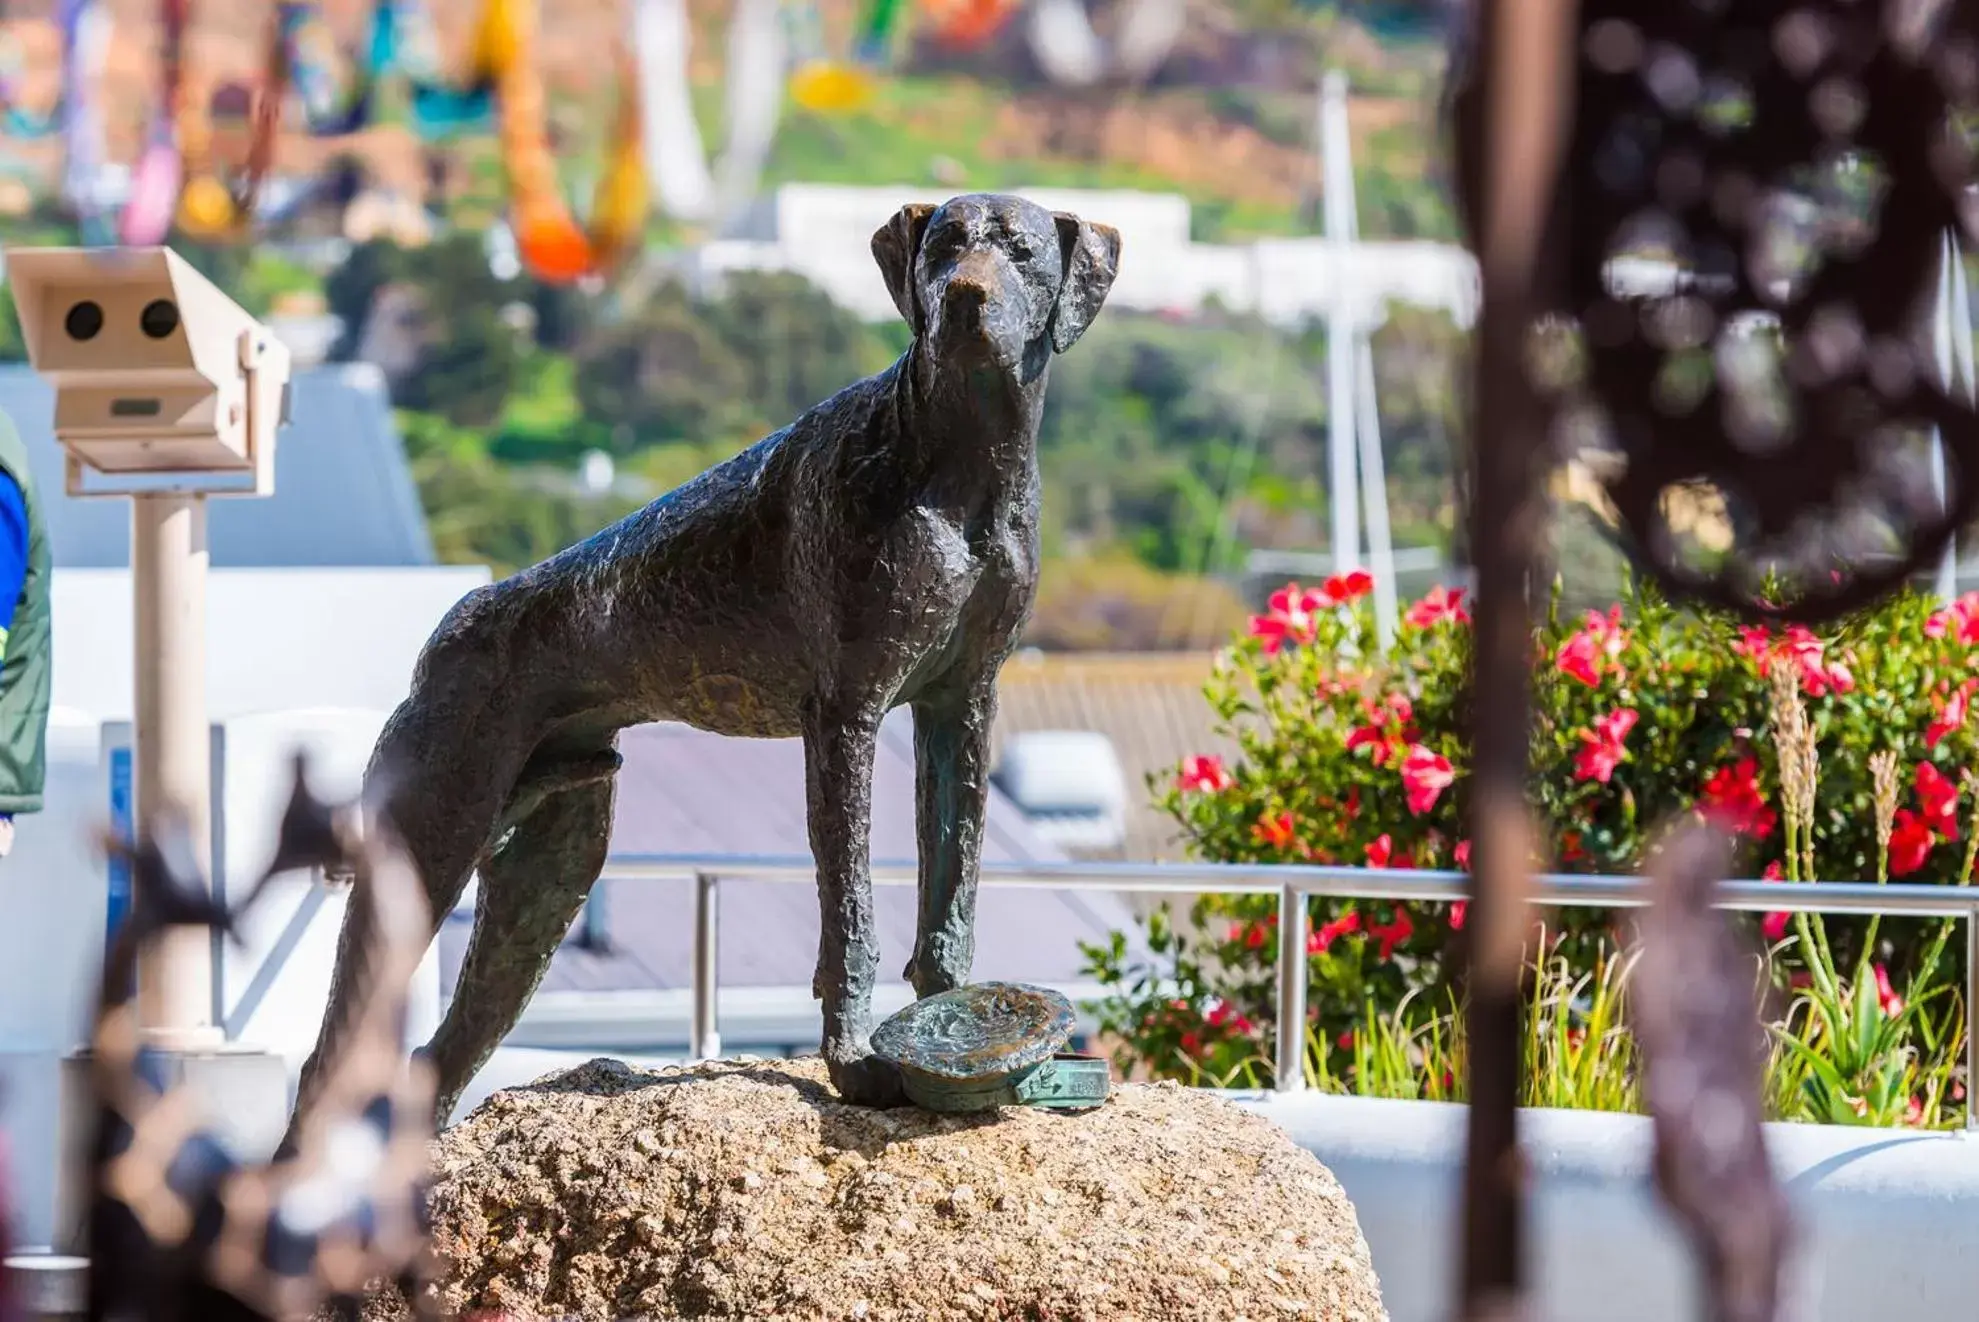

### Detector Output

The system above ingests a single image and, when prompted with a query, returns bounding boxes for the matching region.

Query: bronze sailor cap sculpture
[870,982,1111,1114]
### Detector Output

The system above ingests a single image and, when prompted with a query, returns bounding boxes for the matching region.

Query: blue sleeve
[0,471,27,665]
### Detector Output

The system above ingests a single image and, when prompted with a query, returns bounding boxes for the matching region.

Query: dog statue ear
[871,202,936,331]
[1049,213,1122,353]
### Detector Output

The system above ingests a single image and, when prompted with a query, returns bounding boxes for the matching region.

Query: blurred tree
[327,235,526,427]
[399,411,642,575]
[572,286,753,450]
[325,239,408,359]
[697,271,892,423]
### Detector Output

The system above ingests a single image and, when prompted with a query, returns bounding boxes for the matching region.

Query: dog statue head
[872,194,1122,378]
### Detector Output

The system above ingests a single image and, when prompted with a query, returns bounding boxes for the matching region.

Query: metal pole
[1966,903,1976,1134]
[691,870,720,1061]
[1275,882,1308,1093]
[131,491,218,1049]
[1321,69,1360,580]
[1952,240,1975,594]
[1356,334,1400,648]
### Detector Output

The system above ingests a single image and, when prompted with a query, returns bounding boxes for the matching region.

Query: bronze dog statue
[288,193,1121,1127]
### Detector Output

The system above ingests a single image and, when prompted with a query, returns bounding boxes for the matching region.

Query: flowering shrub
[1081,573,1979,1122]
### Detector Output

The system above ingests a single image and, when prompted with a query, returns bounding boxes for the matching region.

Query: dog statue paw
[825,1050,909,1108]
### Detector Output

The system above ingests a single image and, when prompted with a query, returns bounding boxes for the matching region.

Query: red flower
[1400,745,1455,815]
[1365,834,1396,868]
[1889,809,1934,877]
[1927,680,1977,748]
[1916,761,1962,840]
[1573,707,1638,784]
[1252,810,1298,851]
[1249,581,1331,653]
[1555,632,1603,688]
[1345,723,1392,765]
[1558,829,1587,864]
[1324,569,1375,603]
[1176,754,1233,794]
[1759,859,1789,942]
[1926,591,1979,644]
[1906,1095,1926,1127]
[1180,1031,1202,1055]
[1454,839,1472,870]
[1873,963,1904,1017]
[1450,900,1468,930]
[1739,623,1853,694]
[1554,607,1626,687]
[1245,922,1268,950]
[1779,625,1854,696]
[1370,907,1415,960]
[1405,585,1470,629]
[1310,910,1362,955]
[1698,758,1777,840]
[1206,1003,1255,1035]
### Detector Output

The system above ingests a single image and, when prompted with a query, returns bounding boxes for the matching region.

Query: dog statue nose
[943,278,989,328]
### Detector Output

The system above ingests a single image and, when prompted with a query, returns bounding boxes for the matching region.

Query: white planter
[1236,1090,1979,1322]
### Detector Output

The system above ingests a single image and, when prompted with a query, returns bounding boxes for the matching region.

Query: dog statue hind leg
[420,757,619,1123]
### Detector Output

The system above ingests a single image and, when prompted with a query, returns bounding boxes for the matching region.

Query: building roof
[442,710,1144,998]
[0,362,434,567]
[992,651,1235,862]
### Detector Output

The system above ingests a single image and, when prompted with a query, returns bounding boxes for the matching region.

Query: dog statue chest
[900,503,1035,631]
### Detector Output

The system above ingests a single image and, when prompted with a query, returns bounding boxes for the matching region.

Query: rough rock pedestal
[368,1057,1387,1322]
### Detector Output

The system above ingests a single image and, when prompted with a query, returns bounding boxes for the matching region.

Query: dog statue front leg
[801,701,905,1106]
[905,680,994,997]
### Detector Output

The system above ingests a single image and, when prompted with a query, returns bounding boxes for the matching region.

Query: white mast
[1320,69,1399,645]
[1322,71,1359,594]
[1933,233,1971,602]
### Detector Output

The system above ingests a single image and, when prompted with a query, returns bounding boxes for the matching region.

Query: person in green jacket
[0,408,51,856]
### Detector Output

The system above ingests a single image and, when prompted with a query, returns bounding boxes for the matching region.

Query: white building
[684,182,1482,329]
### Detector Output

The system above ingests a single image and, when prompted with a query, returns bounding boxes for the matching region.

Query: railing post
[1966,902,1976,1134]
[691,870,721,1062]
[1275,882,1308,1093]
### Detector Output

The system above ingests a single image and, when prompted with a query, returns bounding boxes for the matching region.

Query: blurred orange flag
[920,0,1019,46]
[490,0,648,284]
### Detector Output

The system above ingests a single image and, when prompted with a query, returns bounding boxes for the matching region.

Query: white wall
[1240,1091,1979,1322]
[50,565,491,723]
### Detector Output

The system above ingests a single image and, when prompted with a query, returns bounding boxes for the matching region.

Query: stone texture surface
[362,1056,1387,1322]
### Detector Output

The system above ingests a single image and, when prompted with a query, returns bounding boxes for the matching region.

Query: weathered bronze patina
[287,193,1121,1126]
[870,981,1107,1112]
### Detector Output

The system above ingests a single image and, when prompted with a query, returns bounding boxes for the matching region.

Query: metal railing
[602,853,1979,1130]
